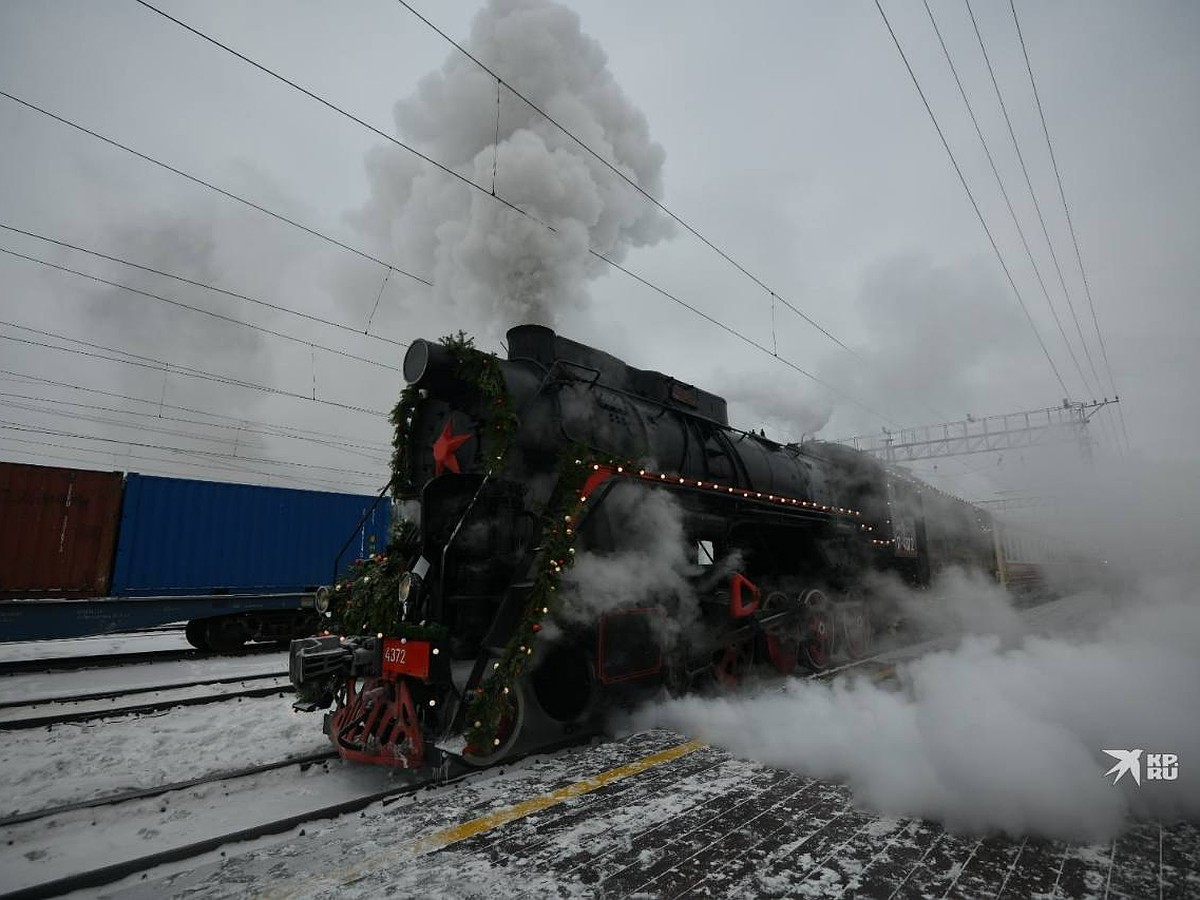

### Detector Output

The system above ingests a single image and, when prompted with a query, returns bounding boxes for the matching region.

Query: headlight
[398,571,422,604]
[315,585,331,614]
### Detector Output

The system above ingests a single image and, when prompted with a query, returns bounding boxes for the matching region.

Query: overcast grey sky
[1,1,1197,520]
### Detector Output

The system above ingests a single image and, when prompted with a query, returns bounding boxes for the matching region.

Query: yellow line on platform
[412,738,707,855]
[259,738,709,898]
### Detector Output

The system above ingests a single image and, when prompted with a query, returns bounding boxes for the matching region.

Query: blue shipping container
[111,474,390,596]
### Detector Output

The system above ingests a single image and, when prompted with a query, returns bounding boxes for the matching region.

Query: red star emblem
[432,419,471,476]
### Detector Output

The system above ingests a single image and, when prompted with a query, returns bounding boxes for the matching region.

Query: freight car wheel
[204,617,249,654]
[799,590,835,672]
[184,619,210,651]
[460,683,526,768]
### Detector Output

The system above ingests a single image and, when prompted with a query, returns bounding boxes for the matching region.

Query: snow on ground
[0,628,194,662]
[0,693,330,816]
[2,592,1179,898]
[104,730,701,900]
[0,753,405,897]
[0,675,291,727]
[2,653,287,705]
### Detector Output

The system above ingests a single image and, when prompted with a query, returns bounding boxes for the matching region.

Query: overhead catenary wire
[131,1,558,233]
[922,1,1119,457]
[0,395,391,464]
[0,422,386,481]
[873,0,1069,400]
[391,0,864,363]
[921,0,1092,401]
[0,369,391,451]
[391,0,1048,492]
[0,223,409,351]
[131,0,900,428]
[0,245,400,373]
[0,390,390,462]
[0,323,390,418]
[1008,0,1131,454]
[0,89,433,290]
[962,0,1099,399]
[0,437,381,494]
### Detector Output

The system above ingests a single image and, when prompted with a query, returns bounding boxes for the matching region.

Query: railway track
[0,743,507,900]
[0,673,293,730]
[0,750,337,829]
[0,642,283,677]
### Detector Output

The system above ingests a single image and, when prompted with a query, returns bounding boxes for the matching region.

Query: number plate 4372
[381,638,431,680]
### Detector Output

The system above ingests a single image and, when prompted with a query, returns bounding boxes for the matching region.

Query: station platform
[128,728,1198,899]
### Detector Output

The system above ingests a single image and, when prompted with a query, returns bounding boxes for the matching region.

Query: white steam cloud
[561,483,700,642]
[636,576,1200,842]
[722,374,833,442]
[351,0,671,331]
[871,566,1026,643]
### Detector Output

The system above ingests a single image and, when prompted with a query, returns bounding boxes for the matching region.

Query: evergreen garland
[463,453,634,755]
[438,331,519,475]
[326,518,421,637]
[332,332,518,640]
[330,327,641,755]
[388,385,421,493]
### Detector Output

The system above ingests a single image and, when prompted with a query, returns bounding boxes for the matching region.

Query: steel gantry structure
[838,399,1119,465]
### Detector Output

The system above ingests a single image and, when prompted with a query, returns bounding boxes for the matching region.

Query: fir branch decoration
[463,452,635,755]
[345,331,519,640]
[439,331,519,475]
[389,385,422,493]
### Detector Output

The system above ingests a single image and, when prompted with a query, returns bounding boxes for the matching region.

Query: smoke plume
[561,482,715,643]
[636,574,1200,842]
[722,373,833,442]
[350,0,671,333]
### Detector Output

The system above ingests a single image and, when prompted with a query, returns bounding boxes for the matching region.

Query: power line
[0,438,381,494]
[0,222,410,350]
[585,246,899,425]
[132,0,899,427]
[1008,0,1131,454]
[0,89,433,289]
[922,0,1092,402]
[0,245,399,372]
[1,395,389,466]
[0,367,391,450]
[962,0,1099,398]
[0,389,390,461]
[132,0,558,234]
[873,0,1069,399]
[391,0,864,362]
[0,422,386,480]
[391,1,1036,479]
[923,1,1119,456]
[0,323,390,417]
[3,396,249,451]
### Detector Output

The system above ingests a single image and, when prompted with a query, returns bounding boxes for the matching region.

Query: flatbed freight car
[0,462,390,649]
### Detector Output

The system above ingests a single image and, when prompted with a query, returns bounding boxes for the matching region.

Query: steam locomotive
[289,325,1005,770]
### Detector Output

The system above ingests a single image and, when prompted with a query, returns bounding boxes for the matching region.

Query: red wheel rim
[765,633,798,673]
[713,642,749,687]
[844,609,871,658]
[800,590,835,671]
[804,612,833,669]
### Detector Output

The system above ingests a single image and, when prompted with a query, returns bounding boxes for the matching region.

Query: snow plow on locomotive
[289,325,999,770]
